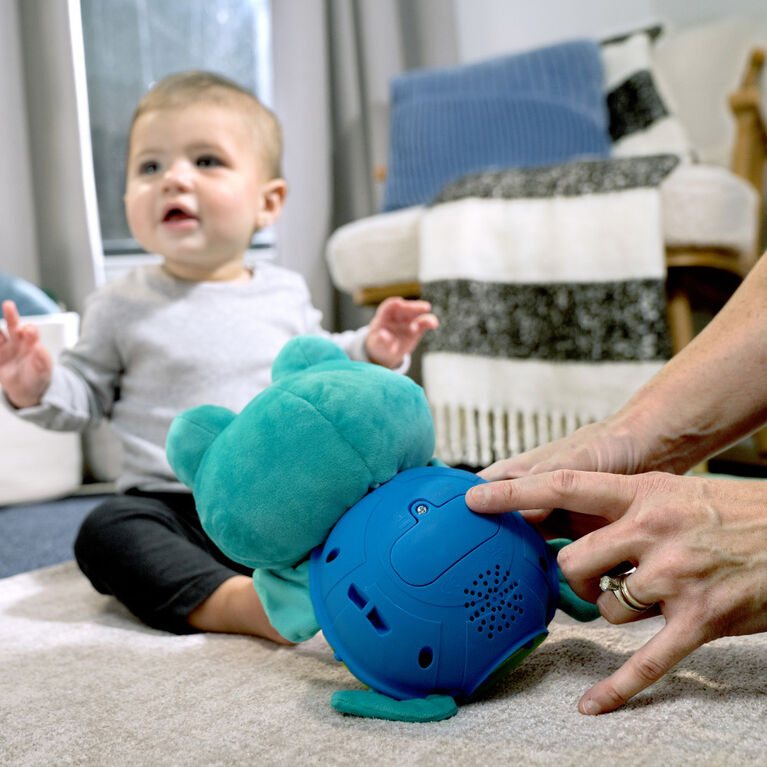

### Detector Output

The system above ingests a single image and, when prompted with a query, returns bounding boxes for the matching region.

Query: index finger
[465,469,636,524]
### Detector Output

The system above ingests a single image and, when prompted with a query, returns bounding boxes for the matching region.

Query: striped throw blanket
[420,154,678,467]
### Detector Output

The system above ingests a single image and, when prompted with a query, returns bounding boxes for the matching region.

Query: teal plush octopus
[166,336,598,723]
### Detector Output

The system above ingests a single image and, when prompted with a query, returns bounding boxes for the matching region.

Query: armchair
[326,23,767,467]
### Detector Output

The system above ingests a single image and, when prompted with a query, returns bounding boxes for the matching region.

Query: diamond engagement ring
[599,572,654,613]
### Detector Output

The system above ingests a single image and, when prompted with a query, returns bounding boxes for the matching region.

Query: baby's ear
[255,178,287,229]
[271,335,349,381]
[166,405,236,490]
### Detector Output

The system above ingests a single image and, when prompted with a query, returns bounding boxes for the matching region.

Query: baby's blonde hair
[128,70,283,177]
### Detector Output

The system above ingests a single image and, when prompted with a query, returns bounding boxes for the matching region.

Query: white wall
[656,0,767,31]
[453,0,765,61]
[0,0,40,286]
[454,0,657,61]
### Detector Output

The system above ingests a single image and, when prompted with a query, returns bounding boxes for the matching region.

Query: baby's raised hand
[365,297,439,369]
[0,300,53,408]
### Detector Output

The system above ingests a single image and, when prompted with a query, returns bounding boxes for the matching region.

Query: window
[80,0,273,256]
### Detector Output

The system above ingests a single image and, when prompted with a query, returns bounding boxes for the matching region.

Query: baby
[0,71,437,641]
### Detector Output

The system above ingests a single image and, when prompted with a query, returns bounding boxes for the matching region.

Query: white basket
[0,313,83,506]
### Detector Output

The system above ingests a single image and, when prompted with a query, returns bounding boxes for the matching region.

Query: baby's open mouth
[163,208,196,222]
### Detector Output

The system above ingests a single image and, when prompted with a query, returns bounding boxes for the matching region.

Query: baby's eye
[138,160,160,175]
[196,154,223,168]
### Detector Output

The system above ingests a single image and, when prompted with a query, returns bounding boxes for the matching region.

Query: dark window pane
[80,0,272,254]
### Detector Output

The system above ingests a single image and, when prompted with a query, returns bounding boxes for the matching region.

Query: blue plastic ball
[309,466,559,701]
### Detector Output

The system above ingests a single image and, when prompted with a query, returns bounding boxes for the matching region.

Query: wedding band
[599,572,654,613]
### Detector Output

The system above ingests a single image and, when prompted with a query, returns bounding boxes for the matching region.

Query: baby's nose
[163,160,193,191]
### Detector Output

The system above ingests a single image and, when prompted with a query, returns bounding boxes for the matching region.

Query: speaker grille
[464,565,524,640]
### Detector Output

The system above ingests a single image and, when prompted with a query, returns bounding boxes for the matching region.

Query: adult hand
[365,297,438,369]
[0,300,53,408]
[466,469,767,714]
[475,419,652,539]
[478,418,653,483]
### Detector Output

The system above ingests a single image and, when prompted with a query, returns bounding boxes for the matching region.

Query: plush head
[166,336,435,569]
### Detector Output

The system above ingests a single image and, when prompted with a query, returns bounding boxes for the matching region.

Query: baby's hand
[365,297,439,369]
[0,300,53,408]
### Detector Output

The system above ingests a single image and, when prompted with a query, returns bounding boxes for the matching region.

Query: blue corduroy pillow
[382,39,611,212]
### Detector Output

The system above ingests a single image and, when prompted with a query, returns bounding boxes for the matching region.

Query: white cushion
[661,164,759,254]
[326,206,423,294]
[326,167,758,295]
[0,313,83,506]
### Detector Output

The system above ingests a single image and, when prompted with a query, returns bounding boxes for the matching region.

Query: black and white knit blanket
[420,154,679,467]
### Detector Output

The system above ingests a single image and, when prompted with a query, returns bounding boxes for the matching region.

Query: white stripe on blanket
[419,189,667,466]
[419,190,664,284]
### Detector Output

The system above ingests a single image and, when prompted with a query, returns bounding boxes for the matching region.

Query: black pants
[74,490,252,634]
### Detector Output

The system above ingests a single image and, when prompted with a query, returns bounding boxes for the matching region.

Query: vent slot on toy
[348,583,368,609]
[418,647,434,668]
[366,607,389,634]
[464,565,524,641]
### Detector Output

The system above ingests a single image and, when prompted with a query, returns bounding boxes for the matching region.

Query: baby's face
[124,102,278,279]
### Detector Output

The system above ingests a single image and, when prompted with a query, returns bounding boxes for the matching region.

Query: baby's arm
[0,300,53,408]
[365,297,439,369]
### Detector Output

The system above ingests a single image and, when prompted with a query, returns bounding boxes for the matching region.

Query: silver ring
[599,572,654,613]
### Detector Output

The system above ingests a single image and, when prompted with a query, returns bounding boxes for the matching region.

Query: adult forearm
[615,251,767,472]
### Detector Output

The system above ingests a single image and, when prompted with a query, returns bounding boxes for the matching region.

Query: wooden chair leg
[666,285,695,355]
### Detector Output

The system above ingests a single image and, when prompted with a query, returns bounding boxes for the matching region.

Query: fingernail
[580,698,600,715]
[467,485,491,510]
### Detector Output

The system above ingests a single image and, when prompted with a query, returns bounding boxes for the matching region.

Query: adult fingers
[465,471,647,602]
[596,570,661,625]
[556,522,649,604]
[477,455,537,480]
[555,471,678,597]
[577,619,702,714]
[466,470,635,523]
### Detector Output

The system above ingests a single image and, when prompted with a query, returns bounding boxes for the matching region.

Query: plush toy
[166,336,598,722]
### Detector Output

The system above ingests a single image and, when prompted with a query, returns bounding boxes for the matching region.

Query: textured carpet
[2,562,766,766]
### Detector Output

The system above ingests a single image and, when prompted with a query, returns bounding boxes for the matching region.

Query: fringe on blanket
[423,353,665,467]
[431,403,592,468]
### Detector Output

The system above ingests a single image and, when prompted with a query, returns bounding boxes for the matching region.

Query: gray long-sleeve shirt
[12,263,371,492]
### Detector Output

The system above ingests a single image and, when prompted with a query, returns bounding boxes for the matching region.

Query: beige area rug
[2,562,766,767]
